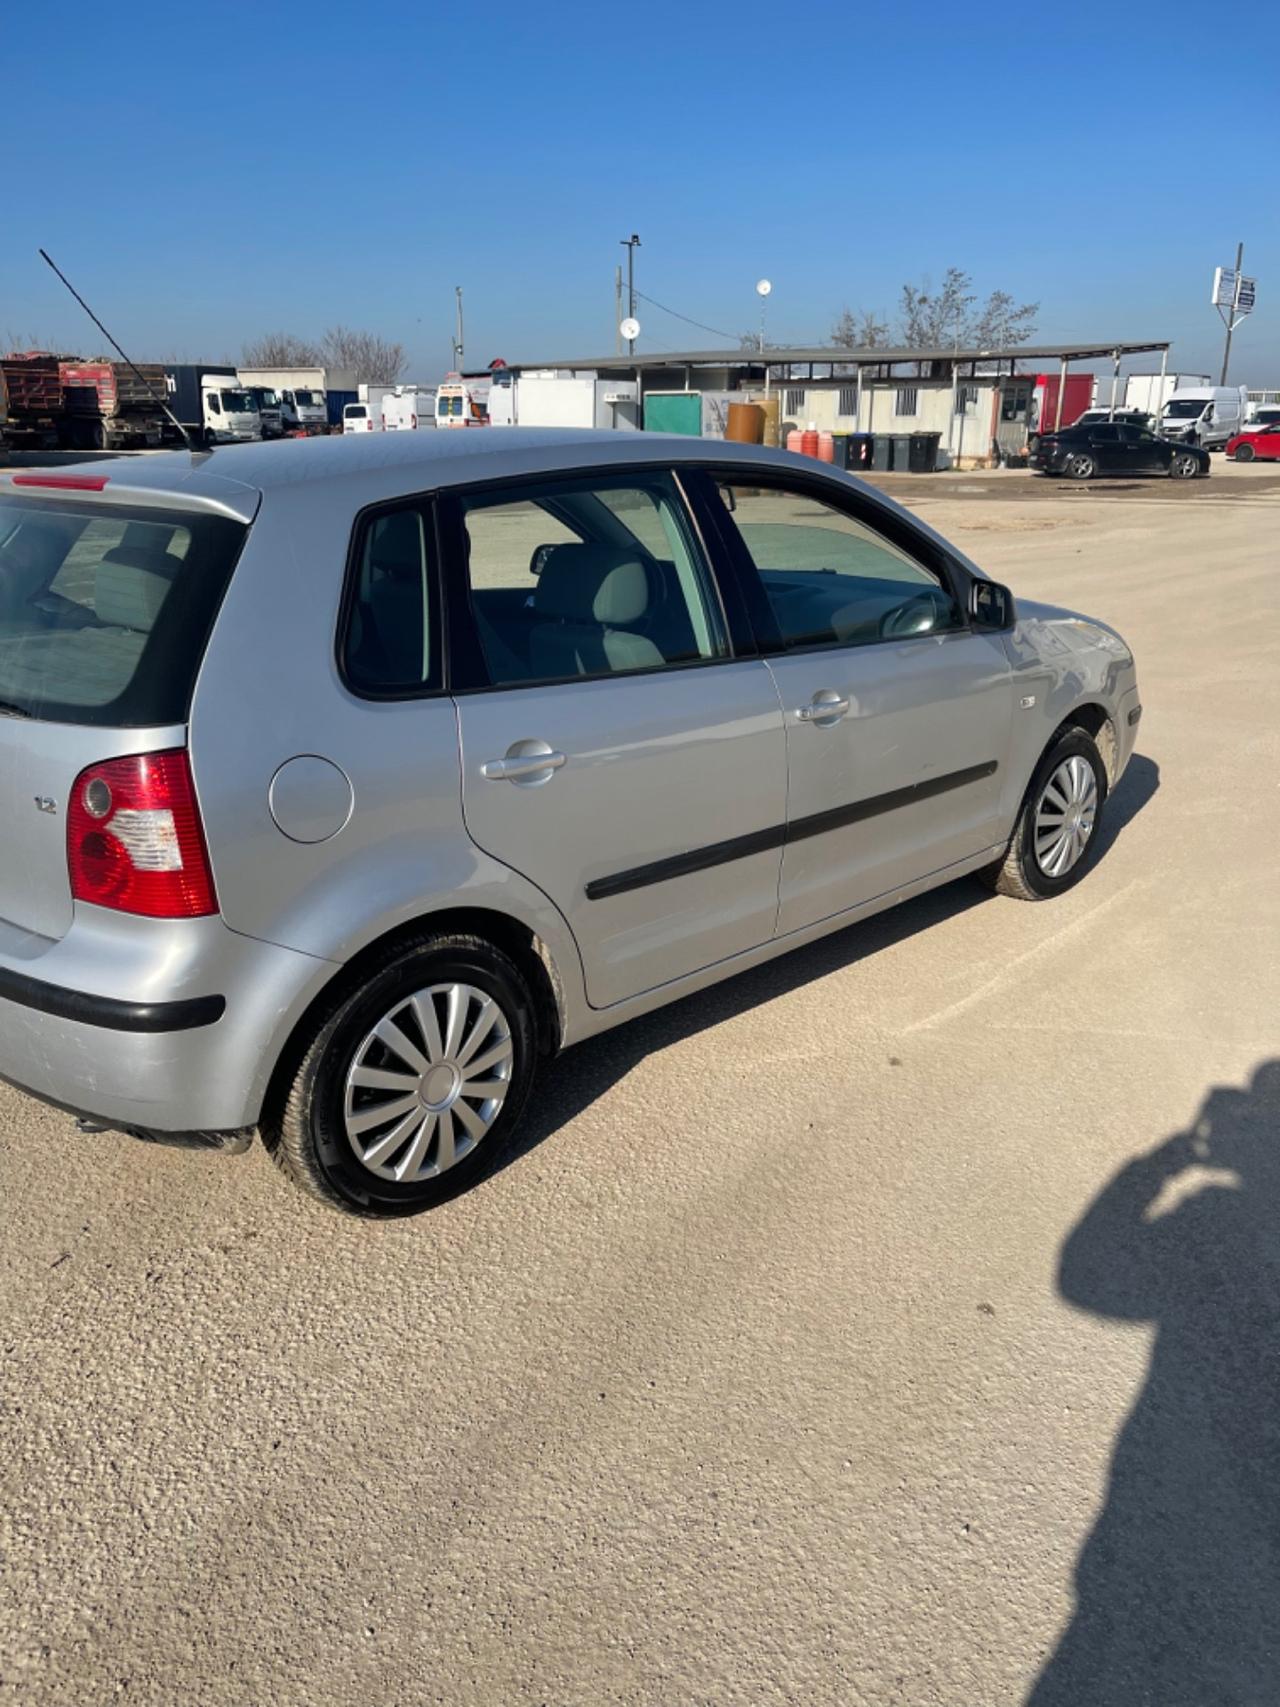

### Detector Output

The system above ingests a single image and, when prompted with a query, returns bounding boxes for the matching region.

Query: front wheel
[1065,452,1096,481]
[1169,450,1200,479]
[979,730,1108,901]
[263,932,537,1216]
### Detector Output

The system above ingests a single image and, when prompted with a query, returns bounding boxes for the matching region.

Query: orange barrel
[818,431,835,462]
[756,394,780,447]
[725,400,765,444]
[786,428,804,454]
[800,424,820,458]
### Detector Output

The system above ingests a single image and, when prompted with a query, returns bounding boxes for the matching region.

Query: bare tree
[970,289,1039,351]
[319,325,407,384]
[241,331,321,367]
[898,268,1037,350]
[829,306,892,349]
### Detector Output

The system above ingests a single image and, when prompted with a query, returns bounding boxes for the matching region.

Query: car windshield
[258,390,280,407]
[1164,400,1208,419]
[221,390,254,412]
[294,390,322,407]
[0,497,245,725]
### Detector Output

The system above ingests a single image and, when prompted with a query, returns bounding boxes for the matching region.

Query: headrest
[367,511,423,582]
[95,547,177,634]
[534,544,651,627]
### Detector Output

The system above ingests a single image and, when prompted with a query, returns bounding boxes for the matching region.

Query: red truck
[0,352,169,449]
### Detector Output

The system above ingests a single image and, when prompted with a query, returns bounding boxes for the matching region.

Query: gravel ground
[2,457,1278,1706]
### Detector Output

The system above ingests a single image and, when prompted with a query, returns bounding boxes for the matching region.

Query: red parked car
[1226,426,1280,462]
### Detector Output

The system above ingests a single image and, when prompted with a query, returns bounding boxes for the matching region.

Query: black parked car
[1030,421,1210,481]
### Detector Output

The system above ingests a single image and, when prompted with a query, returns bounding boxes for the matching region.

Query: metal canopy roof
[502,340,1172,373]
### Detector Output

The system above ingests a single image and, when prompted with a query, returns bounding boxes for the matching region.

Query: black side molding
[586,760,998,901]
[586,823,786,901]
[0,966,225,1033]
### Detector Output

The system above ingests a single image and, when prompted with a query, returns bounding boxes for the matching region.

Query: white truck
[237,366,357,436]
[1158,384,1249,450]
[166,365,262,446]
[1123,372,1210,418]
[381,386,437,430]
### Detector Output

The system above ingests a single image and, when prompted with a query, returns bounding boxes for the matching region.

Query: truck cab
[246,387,285,438]
[280,388,328,434]
[202,380,261,445]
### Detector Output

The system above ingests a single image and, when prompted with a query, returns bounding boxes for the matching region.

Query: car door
[445,467,788,1009]
[1119,424,1162,473]
[1086,422,1124,472]
[696,470,1013,937]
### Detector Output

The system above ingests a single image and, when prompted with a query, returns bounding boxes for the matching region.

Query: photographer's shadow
[1029,1060,1280,1705]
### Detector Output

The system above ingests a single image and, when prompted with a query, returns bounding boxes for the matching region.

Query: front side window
[459,473,728,687]
[718,481,961,651]
[342,506,437,694]
[206,393,221,414]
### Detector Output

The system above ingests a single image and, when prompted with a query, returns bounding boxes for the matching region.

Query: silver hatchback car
[0,432,1141,1215]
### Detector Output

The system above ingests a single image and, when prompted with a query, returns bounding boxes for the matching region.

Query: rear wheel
[1234,442,1255,463]
[980,730,1108,901]
[1170,450,1200,479]
[1065,452,1096,481]
[263,932,537,1217]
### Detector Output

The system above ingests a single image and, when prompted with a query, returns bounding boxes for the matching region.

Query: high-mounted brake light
[67,751,217,918]
[11,473,110,491]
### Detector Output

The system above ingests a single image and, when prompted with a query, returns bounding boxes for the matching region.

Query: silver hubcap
[1070,455,1092,477]
[1034,756,1098,878]
[1174,454,1195,477]
[343,983,513,1182]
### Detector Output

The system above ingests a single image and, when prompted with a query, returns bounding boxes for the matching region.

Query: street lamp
[620,234,641,355]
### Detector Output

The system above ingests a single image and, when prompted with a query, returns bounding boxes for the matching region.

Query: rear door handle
[795,693,850,725]
[480,742,567,784]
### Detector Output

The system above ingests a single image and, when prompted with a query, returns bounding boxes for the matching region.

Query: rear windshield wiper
[0,700,34,720]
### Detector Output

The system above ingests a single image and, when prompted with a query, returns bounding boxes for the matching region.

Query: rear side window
[0,498,245,726]
[341,505,439,695]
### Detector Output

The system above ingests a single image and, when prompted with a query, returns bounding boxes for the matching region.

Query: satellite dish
[756,279,772,297]
[620,316,641,342]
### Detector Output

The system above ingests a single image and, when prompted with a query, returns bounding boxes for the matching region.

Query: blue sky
[4,1,1276,383]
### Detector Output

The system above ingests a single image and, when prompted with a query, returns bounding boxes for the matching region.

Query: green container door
[643,393,702,434]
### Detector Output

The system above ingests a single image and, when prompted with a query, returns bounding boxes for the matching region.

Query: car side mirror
[970,579,1015,631]
[529,543,557,577]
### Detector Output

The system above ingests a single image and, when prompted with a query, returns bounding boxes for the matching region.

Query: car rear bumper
[0,907,335,1134]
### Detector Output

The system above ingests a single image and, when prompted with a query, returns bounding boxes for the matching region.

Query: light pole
[620,234,641,355]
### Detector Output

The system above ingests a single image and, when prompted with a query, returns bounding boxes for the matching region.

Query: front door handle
[480,740,567,785]
[795,692,850,726]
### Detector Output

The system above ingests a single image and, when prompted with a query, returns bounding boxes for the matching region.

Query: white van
[1159,386,1248,450]
[381,387,436,431]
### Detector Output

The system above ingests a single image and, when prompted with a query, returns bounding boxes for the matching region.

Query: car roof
[2,429,831,523]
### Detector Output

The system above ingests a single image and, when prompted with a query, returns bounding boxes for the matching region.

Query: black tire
[979,730,1108,901]
[1065,452,1096,481]
[1234,442,1255,463]
[262,931,537,1217]
[1169,450,1200,479]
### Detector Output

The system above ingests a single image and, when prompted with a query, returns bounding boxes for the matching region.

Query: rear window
[0,497,246,726]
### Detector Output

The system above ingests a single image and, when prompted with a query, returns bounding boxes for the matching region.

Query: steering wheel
[879,595,941,640]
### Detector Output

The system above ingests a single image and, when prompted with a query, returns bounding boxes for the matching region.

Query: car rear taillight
[67,750,217,918]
